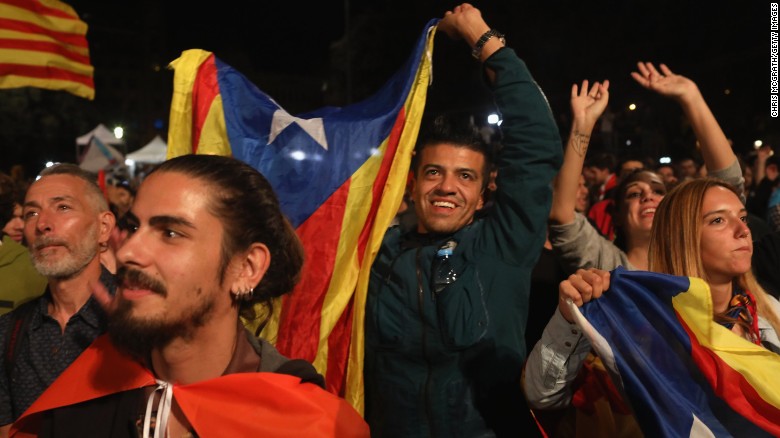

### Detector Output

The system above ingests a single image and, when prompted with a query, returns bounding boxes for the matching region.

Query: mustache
[117,267,167,297]
[33,236,69,251]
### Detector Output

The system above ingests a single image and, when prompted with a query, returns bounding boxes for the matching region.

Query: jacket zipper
[415,247,436,437]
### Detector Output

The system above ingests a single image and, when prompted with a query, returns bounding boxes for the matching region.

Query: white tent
[76,123,125,146]
[126,135,167,164]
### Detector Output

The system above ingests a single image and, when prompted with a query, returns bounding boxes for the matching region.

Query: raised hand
[438,3,487,41]
[558,268,611,323]
[570,80,610,132]
[631,62,697,101]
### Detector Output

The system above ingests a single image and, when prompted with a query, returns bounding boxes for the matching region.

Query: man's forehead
[27,174,87,201]
[134,172,214,220]
[419,144,485,167]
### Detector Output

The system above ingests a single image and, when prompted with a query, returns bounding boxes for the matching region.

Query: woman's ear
[230,243,271,294]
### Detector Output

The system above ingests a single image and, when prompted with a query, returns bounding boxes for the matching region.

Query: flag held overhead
[167,19,439,412]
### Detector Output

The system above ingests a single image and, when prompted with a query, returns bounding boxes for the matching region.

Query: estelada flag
[166,19,438,413]
[0,0,94,99]
[567,267,780,437]
[10,336,369,437]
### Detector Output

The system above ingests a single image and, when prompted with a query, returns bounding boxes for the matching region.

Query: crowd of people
[0,3,778,437]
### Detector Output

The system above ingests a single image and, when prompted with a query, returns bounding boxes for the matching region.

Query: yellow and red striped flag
[166,20,438,414]
[0,0,94,99]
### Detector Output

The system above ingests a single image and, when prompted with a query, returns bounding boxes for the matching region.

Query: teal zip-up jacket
[365,47,563,438]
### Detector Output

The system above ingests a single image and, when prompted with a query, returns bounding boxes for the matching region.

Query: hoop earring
[231,287,254,302]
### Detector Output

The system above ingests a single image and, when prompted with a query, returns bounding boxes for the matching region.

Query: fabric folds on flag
[0,0,94,99]
[10,336,369,437]
[568,267,780,437]
[78,135,124,172]
[167,20,438,413]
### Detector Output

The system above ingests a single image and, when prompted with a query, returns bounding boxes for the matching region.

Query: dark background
[1,0,777,177]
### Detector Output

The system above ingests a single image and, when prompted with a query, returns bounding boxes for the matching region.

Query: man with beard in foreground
[0,164,116,438]
[9,155,368,437]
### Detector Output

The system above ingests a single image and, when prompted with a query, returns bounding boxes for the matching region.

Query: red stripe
[354,107,406,266]
[275,108,408,395]
[324,108,408,395]
[679,314,780,435]
[190,54,219,154]
[325,296,354,396]
[0,37,91,64]
[0,17,87,48]
[0,62,93,87]
[1,0,78,20]
[275,180,350,362]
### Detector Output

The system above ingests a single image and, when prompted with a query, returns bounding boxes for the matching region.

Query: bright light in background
[125,159,135,167]
[487,113,501,125]
[628,103,636,111]
[114,126,124,139]
[290,150,306,161]
[45,161,55,168]
[754,140,763,148]
[724,89,731,95]
[625,140,632,146]
[659,156,672,164]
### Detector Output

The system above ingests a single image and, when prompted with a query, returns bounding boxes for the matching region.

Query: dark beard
[108,289,215,360]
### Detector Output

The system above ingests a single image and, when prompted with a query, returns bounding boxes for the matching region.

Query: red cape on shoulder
[11,335,368,437]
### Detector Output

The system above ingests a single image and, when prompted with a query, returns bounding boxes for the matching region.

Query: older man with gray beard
[0,163,115,438]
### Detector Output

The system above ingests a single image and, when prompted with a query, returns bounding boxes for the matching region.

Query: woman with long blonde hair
[648,178,780,348]
[524,178,780,435]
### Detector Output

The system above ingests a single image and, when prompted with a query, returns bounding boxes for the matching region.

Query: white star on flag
[268,109,329,150]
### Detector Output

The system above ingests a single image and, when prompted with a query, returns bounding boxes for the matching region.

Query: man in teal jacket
[364,4,563,437]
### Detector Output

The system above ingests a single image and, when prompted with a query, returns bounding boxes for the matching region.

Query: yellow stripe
[0,29,90,56]
[36,0,78,17]
[674,277,780,409]
[167,49,213,158]
[309,138,389,373]
[0,47,92,75]
[0,74,92,99]
[195,94,232,156]
[0,2,87,35]
[344,25,437,414]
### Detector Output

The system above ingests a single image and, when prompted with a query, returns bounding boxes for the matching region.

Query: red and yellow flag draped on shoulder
[10,336,369,437]
[165,20,438,414]
[562,268,780,437]
[0,0,94,99]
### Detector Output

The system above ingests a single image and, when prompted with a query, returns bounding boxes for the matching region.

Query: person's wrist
[570,119,595,135]
[674,84,703,106]
[471,28,505,60]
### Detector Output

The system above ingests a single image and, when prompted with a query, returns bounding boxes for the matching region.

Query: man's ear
[97,211,116,246]
[230,243,271,294]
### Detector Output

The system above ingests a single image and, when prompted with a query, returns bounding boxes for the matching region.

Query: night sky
[3,0,777,174]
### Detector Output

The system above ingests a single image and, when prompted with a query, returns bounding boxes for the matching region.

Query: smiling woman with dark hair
[549,62,746,276]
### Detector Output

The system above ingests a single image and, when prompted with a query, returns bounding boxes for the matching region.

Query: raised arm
[549,80,610,225]
[437,3,504,82]
[631,62,735,172]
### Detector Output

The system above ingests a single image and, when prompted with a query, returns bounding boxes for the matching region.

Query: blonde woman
[647,178,780,347]
[524,178,780,418]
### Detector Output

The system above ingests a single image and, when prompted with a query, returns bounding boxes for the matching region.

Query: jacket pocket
[366,268,410,350]
[436,263,489,349]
